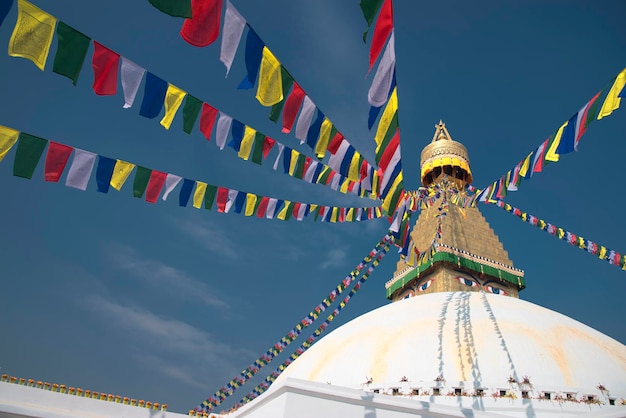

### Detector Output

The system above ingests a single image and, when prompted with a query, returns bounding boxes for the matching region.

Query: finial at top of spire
[432,120,453,142]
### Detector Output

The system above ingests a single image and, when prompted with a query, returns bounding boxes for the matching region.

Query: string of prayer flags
[476,67,626,198]
[368,31,395,107]
[220,0,246,76]
[359,0,384,42]
[91,41,120,95]
[8,0,57,71]
[368,0,393,72]
[180,0,223,47]
[232,238,394,412]
[197,234,394,412]
[489,199,625,271]
[147,0,192,18]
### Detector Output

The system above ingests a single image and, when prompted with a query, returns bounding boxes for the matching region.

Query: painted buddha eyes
[456,276,478,287]
[417,279,434,292]
[485,285,507,296]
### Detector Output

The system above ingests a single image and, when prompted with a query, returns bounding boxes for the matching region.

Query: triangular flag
[369,0,393,71]
[148,0,192,18]
[598,68,626,120]
[120,58,145,108]
[162,174,182,201]
[295,96,316,143]
[220,0,246,75]
[238,27,264,89]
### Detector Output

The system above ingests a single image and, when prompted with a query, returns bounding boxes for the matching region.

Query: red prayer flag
[180,0,223,47]
[44,141,73,182]
[199,103,218,141]
[262,137,276,158]
[281,82,306,133]
[145,170,167,203]
[292,202,302,218]
[326,132,344,155]
[359,160,369,180]
[92,41,120,96]
[369,0,393,71]
[256,196,270,218]
[216,187,229,212]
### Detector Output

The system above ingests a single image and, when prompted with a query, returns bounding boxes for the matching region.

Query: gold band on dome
[420,122,473,185]
[421,157,472,181]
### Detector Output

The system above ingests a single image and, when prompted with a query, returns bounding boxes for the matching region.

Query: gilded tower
[385,122,525,301]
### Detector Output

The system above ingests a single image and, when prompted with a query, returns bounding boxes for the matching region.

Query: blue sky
[0,0,624,413]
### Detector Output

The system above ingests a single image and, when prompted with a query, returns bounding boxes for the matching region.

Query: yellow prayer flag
[599,246,607,260]
[518,152,533,177]
[277,200,291,220]
[238,126,256,160]
[110,160,136,191]
[309,204,318,212]
[340,178,350,193]
[545,122,567,163]
[256,47,283,107]
[9,0,57,71]
[0,126,20,163]
[288,149,299,176]
[374,87,398,153]
[382,175,403,214]
[348,151,361,181]
[160,84,186,130]
[314,118,332,159]
[245,193,257,216]
[346,207,355,222]
[598,68,626,120]
[193,181,207,208]
[330,207,338,223]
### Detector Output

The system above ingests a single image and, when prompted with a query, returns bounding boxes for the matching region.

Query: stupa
[1,123,625,418]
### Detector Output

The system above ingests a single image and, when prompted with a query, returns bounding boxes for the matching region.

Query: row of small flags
[0,125,384,222]
[476,67,625,202]
[3,0,379,200]
[232,242,392,412]
[490,199,626,270]
[145,0,380,193]
[196,234,394,412]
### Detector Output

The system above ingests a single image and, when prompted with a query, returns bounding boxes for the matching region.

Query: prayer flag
[277,200,291,220]
[121,58,145,108]
[52,22,90,85]
[315,118,333,160]
[360,0,384,42]
[256,47,283,106]
[109,159,135,191]
[9,0,57,71]
[238,27,264,89]
[368,31,395,107]
[182,95,202,134]
[65,148,96,190]
[266,198,278,219]
[193,181,207,208]
[326,130,343,155]
[162,173,182,201]
[95,155,116,193]
[264,138,277,159]
[139,72,168,118]
[215,112,233,149]
[574,91,601,151]
[531,139,549,173]
[374,87,398,152]
[148,0,192,18]
[91,41,119,95]
[269,68,294,122]
[238,126,256,160]
[0,126,20,163]
[295,96,316,143]
[348,152,362,181]
[145,170,167,203]
[369,0,393,71]
[544,122,567,163]
[160,84,186,129]
[256,196,270,217]
[305,109,325,149]
[598,68,626,120]
[216,187,229,212]
[133,166,151,197]
[204,184,217,209]
[198,102,218,141]
[180,0,223,47]
[220,0,246,75]
[339,146,356,178]
[250,132,266,165]
[13,132,47,179]
[229,119,245,151]
[245,193,257,216]
[272,143,285,170]
[44,141,73,182]
[556,115,577,155]
[378,129,399,173]
[179,178,195,207]
[281,82,305,133]
[233,191,246,214]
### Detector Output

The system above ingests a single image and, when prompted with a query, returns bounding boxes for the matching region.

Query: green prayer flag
[250,132,266,165]
[133,166,152,197]
[283,201,295,221]
[13,133,47,179]
[293,153,307,179]
[204,184,218,210]
[360,0,384,42]
[52,22,91,85]
[269,67,294,122]
[182,95,202,134]
[148,0,192,18]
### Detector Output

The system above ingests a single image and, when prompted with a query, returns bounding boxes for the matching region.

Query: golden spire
[420,121,473,186]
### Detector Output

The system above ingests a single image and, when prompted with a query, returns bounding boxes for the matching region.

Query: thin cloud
[176,217,238,259]
[108,245,230,311]
[320,248,348,270]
